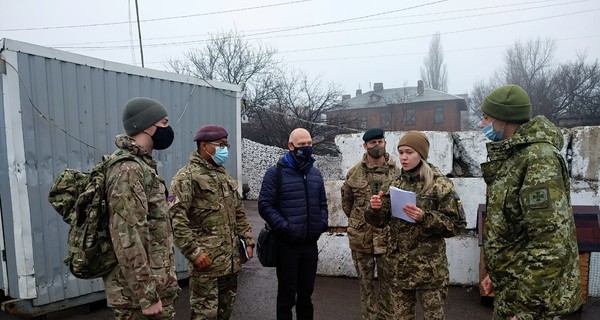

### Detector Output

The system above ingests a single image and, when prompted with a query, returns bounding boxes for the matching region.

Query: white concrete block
[335,133,365,179]
[589,252,600,297]
[336,131,453,177]
[446,236,480,286]
[452,131,488,177]
[242,139,286,201]
[571,127,600,181]
[242,139,342,201]
[325,180,348,227]
[317,232,356,277]
[450,178,486,229]
[317,232,481,286]
[560,128,570,161]
[570,180,600,207]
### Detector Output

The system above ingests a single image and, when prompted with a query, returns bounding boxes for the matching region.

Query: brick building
[329,81,468,132]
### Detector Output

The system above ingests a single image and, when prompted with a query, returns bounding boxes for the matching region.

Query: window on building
[370,94,381,102]
[405,108,416,125]
[434,106,444,124]
[381,111,391,129]
[359,114,367,129]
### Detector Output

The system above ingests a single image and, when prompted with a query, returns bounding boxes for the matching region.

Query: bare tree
[465,81,495,129]
[166,29,278,84]
[494,38,557,119]
[496,38,555,89]
[166,30,356,150]
[243,71,354,155]
[420,32,448,92]
[165,29,281,117]
[468,38,600,127]
[552,54,600,126]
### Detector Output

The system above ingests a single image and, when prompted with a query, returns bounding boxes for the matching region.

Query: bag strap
[105,153,151,194]
[263,164,283,233]
[275,163,283,209]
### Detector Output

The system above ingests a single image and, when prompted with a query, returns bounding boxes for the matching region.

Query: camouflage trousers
[351,250,389,320]
[384,287,448,320]
[190,272,239,320]
[112,303,175,320]
[493,309,561,320]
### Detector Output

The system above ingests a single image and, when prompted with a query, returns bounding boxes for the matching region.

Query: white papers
[389,186,417,223]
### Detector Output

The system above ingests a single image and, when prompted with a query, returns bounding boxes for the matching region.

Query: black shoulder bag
[257,164,282,267]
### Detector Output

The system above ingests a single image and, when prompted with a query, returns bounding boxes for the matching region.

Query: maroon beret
[193,125,228,142]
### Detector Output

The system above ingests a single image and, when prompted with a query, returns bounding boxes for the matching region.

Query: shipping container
[0,38,242,317]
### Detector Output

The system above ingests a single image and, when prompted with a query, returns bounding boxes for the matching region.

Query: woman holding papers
[365,131,466,320]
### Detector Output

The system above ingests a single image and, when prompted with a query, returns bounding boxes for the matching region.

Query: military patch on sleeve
[528,188,549,209]
[454,193,465,219]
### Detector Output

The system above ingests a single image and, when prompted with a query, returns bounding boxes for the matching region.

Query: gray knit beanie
[122,97,168,136]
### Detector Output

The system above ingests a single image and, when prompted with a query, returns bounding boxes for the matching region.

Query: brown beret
[193,125,228,142]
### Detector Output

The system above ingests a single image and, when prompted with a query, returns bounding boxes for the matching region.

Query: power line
[1,53,360,148]
[278,9,599,54]
[0,55,107,153]
[0,53,239,152]
[48,1,592,52]
[243,0,448,37]
[335,0,577,23]
[43,0,575,48]
[48,1,447,50]
[245,0,592,44]
[284,35,600,63]
[0,0,311,32]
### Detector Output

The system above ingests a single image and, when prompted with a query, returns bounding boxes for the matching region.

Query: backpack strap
[104,153,151,194]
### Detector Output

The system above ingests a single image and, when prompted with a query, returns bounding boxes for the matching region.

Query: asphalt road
[2,200,599,319]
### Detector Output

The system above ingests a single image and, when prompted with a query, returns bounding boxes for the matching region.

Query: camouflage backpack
[48,153,143,279]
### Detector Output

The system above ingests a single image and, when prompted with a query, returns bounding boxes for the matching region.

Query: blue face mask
[211,146,229,166]
[482,121,504,141]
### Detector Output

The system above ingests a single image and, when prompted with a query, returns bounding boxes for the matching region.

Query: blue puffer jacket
[258,155,328,244]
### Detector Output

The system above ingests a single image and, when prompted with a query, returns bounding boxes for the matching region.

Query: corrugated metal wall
[0,40,240,307]
[0,63,7,294]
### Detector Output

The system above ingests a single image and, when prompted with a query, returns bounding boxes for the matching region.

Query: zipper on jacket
[304,174,310,241]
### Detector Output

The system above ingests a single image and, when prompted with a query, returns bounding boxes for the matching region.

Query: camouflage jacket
[341,153,399,254]
[365,163,465,289]
[481,116,581,319]
[103,135,180,310]
[169,151,254,277]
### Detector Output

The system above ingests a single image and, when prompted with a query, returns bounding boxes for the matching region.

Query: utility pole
[134,0,145,67]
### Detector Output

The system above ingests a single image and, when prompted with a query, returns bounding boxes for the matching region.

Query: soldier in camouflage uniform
[366,131,466,320]
[478,85,581,320]
[169,125,254,320]
[341,128,399,320]
[104,97,181,320]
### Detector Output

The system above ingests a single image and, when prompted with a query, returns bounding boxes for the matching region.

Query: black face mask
[152,125,174,150]
[292,145,313,162]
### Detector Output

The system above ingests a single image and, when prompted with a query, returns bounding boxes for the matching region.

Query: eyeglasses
[209,142,230,149]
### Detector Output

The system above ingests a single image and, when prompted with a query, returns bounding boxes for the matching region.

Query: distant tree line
[467,38,600,129]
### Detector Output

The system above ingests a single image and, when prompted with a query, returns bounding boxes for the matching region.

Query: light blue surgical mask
[211,146,229,166]
[482,120,505,141]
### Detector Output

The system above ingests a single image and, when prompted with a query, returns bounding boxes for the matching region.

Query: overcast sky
[1,0,599,97]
